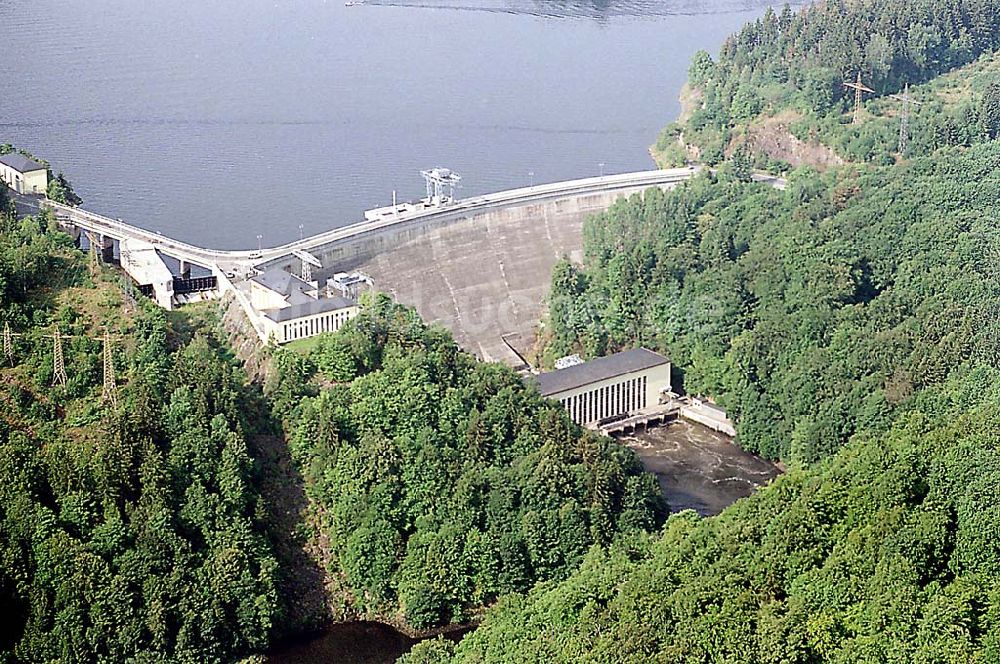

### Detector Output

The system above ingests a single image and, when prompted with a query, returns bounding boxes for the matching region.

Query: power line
[3,324,125,393]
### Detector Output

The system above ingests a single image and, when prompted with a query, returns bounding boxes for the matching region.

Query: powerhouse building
[534,348,672,426]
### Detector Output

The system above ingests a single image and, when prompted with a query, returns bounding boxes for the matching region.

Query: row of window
[559,375,648,425]
[281,309,355,342]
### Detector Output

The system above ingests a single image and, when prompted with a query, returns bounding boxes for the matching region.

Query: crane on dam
[420,167,462,205]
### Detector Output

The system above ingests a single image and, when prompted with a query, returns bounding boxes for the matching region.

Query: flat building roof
[264,296,357,323]
[533,348,669,397]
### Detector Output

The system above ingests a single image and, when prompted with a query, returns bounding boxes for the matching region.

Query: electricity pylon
[102,331,118,407]
[52,328,67,387]
[844,72,875,125]
[120,244,136,313]
[889,83,923,155]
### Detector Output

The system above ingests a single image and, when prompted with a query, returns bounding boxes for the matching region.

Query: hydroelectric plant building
[249,267,359,344]
[534,348,672,426]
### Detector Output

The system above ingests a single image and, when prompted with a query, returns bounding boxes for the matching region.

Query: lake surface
[2,0,802,249]
[623,420,780,515]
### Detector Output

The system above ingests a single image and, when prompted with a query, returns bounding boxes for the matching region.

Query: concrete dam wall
[355,194,606,366]
[263,182,683,366]
[347,185,682,366]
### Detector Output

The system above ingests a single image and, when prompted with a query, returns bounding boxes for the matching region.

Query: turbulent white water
[623,420,781,515]
[2,0,786,248]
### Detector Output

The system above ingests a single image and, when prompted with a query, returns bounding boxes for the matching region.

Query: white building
[262,297,359,344]
[0,153,48,195]
[120,239,175,310]
[249,267,358,344]
[534,348,672,426]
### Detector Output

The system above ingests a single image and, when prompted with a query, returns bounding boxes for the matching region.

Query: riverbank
[650,82,703,167]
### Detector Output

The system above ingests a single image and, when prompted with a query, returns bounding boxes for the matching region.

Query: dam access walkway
[29,168,707,276]
[15,167,784,364]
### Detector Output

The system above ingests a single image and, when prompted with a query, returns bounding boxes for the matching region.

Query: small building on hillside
[533,348,672,426]
[249,267,359,344]
[262,297,359,344]
[0,153,48,195]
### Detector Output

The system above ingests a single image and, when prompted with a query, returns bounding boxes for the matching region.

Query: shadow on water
[621,420,781,516]
[267,622,473,664]
[266,622,415,664]
[359,0,812,21]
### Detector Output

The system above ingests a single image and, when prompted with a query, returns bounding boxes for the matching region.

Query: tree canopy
[266,295,666,630]
[0,210,278,662]
[661,0,1000,167]
[418,365,1000,662]
[546,142,1000,463]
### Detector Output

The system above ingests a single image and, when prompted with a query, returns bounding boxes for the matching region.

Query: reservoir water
[1,0,801,249]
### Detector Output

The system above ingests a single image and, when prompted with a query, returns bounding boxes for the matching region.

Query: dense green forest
[266,297,665,629]
[409,365,1000,662]
[0,211,279,662]
[405,3,1000,661]
[10,2,1000,662]
[657,0,1000,166]
[546,143,1000,463]
[0,201,665,659]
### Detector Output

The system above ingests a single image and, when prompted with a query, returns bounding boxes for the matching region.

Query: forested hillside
[410,365,1000,662]
[0,199,665,659]
[658,0,1000,166]
[406,4,1000,661]
[265,296,665,630]
[0,211,279,662]
[546,143,1000,463]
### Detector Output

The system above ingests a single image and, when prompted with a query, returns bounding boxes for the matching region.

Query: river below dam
[266,622,470,664]
[266,421,778,662]
[2,0,805,249]
[623,420,781,515]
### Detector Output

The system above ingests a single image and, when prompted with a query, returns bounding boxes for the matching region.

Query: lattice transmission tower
[86,232,100,277]
[102,330,118,407]
[889,83,923,156]
[844,72,875,125]
[3,322,12,367]
[120,244,136,313]
[52,328,67,387]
